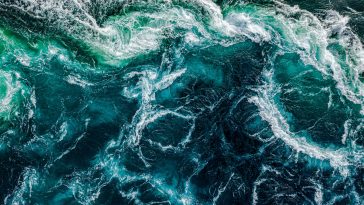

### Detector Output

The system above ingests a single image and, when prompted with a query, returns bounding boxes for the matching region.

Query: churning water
[0,0,364,204]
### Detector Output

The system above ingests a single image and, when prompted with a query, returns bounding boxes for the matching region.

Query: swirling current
[0,0,364,204]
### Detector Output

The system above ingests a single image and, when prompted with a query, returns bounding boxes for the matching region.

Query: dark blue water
[0,0,363,204]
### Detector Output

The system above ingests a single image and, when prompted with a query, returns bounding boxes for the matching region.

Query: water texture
[0,0,364,204]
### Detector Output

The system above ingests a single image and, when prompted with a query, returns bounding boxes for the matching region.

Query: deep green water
[0,0,364,204]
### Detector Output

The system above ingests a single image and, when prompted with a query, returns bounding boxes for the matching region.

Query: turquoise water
[0,0,364,204]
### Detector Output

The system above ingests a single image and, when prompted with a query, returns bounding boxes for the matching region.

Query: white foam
[341,120,350,144]
[269,2,364,114]
[314,185,323,205]
[66,74,93,88]
[122,67,191,146]
[249,70,353,176]
[5,168,39,205]
[3,0,274,67]
[195,0,270,42]
[224,12,271,42]
[0,71,27,120]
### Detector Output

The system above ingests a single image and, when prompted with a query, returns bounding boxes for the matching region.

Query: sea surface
[0,0,364,204]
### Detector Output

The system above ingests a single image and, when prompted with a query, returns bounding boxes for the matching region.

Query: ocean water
[0,0,363,204]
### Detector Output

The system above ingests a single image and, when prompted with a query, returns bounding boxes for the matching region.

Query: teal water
[0,0,364,204]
